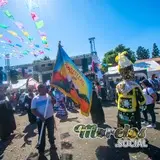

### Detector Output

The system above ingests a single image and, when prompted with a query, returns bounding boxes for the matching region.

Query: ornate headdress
[115,51,134,80]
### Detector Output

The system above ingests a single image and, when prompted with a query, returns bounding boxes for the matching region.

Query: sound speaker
[82,58,88,73]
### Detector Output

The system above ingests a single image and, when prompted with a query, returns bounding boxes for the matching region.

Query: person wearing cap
[31,84,57,157]
[115,51,146,129]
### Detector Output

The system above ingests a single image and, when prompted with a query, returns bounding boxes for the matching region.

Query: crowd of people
[0,51,160,159]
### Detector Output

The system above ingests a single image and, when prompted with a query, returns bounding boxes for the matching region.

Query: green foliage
[102,44,136,70]
[152,43,159,58]
[42,56,51,61]
[33,56,51,64]
[136,46,150,60]
[101,58,108,72]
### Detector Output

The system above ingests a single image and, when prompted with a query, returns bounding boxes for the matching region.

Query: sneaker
[147,124,156,128]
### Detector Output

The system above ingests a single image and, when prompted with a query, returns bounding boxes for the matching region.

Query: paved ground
[1,103,160,160]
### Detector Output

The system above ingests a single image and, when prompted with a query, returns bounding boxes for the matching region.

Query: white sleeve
[148,88,155,95]
[31,97,37,109]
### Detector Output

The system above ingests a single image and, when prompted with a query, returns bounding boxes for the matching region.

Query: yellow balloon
[0,34,3,38]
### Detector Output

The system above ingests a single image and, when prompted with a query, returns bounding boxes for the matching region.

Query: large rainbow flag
[51,43,92,116]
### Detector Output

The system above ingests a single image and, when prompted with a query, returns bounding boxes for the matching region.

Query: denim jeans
[143,103,156,124]
[37,116,55,153]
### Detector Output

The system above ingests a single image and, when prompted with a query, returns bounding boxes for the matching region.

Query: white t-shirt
[31,94,54,119]
[142,87,154,105]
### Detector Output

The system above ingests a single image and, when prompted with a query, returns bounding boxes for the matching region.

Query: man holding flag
[31,42,92,158]
[31,84,57,157]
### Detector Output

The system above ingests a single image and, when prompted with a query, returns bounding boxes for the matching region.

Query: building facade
[10,53,92,83]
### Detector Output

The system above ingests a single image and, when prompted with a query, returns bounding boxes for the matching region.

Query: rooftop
[136,57,160,63]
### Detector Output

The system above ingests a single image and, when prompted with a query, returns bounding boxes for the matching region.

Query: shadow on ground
[102,101,116,107]
[61,141,73,150]
[60,117,80,123]
[60,132,70,140]
[67,109,79,114]
[27,149,60,160]
[21,124,37,147]
[60,153,73,160]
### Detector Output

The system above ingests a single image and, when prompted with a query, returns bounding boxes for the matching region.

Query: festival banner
[51,43,92,117]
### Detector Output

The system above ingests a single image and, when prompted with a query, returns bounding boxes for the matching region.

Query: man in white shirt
[31,84,56,156]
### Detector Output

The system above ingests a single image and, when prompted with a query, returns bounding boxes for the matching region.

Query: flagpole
[38,94,49,145]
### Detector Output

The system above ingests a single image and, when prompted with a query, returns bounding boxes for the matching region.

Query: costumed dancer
[115,51,146,129]
[66,96,74,111]
[0,84,16,141]
[90,82,105,126]
[54,89,68,120]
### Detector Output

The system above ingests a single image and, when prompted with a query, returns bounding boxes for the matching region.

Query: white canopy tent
[9,78,39,91]
[106,60,160,77]
[11,79,27,90]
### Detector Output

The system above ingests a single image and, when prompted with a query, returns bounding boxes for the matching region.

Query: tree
[102,44,136,69]
[33,56,51,64]
[41,56,50,61]
[152,43,160,58]
[136,46,150,60]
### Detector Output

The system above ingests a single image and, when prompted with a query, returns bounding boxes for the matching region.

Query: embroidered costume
[115,52,145,129]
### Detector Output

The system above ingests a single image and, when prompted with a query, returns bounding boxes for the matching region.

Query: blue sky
[0,0,160,67]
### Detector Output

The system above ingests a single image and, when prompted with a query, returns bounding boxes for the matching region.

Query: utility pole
[5,54,10,85]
